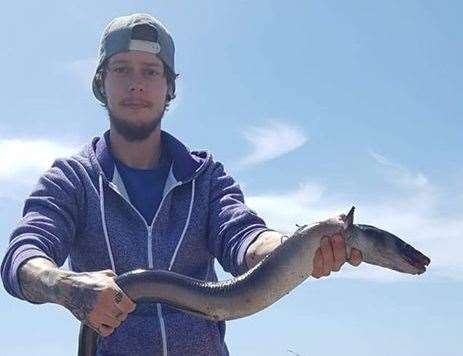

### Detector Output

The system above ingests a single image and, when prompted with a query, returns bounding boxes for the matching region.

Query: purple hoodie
[1,129,273,355]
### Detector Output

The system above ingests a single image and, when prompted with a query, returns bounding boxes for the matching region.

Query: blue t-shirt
[114,146,172,226]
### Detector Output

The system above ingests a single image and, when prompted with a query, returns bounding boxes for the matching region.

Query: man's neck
[109,127,162,169]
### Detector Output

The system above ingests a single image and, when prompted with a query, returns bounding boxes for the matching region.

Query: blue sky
[0,1,461,355]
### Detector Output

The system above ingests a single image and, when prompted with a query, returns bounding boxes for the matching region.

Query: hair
[94,58,179,111]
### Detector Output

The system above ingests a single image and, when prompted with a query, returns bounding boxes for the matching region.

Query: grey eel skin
[78,207,431,355]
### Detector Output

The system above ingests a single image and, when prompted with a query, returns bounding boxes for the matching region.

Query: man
[1,13,362,356]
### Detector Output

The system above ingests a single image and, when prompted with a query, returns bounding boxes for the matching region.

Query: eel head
[344,207,431,275]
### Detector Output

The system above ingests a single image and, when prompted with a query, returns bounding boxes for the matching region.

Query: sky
[0,1,461,355]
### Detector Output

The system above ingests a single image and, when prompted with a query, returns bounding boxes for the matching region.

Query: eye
[113,66,129,74]
[144,68,161,77]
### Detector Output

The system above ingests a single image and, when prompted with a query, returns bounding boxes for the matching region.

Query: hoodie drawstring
[98,173,195,275]
[99,174,116,272]
[159,178,195,356]
[167,179,196,271]
[98,173,197,356]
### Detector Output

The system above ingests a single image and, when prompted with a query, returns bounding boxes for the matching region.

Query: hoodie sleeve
[207,160,275,276]
[1,158,81,303]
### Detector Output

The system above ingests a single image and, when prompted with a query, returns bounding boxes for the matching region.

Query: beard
[106,105,166,142]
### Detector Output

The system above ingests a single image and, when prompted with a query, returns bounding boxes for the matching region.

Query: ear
[166,84,173,101]
[98,81,108,104]
[98,79,107,99]
[96,70,106,97]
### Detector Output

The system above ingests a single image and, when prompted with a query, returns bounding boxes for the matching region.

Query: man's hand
[311,215,363,278]
[246,214,363,274]
[18,259,136,337]
[59,269,137,337]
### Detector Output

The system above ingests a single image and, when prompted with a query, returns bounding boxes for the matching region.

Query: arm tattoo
[18,258,98,324]
[18,259,63,304]
[18,259,101,326]
[61,287,98,322]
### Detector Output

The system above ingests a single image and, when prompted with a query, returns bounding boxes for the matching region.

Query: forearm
[245,230,286,270]
[18,257,75,305]
[19,258,127,331]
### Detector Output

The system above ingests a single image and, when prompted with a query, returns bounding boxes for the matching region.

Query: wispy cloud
[2,137,458,281]
[368,149,431,192]
[245,182,335,234]
[238,120,307,167]
[0,139,79,195]
[244,152,461,282]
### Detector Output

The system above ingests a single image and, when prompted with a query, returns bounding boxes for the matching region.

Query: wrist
[245,231,285,270]
[18,257,75,305]
[52,270,79,306]
[37,265,77,306]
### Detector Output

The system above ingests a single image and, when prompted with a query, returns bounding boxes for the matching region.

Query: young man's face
[103,50,169,140]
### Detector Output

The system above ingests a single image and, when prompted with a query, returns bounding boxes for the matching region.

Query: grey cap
[92,13,176,104]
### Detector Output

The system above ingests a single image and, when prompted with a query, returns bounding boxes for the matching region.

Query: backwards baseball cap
[92,13,176,104]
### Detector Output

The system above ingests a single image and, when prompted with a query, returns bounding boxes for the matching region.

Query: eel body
[78,207,430,355]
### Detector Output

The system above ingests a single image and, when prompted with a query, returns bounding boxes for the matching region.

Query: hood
[88,129,211,184]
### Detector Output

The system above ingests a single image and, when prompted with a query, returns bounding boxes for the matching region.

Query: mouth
[123,105,148,110]
[391,240,431,275]
[402,246,431,275]
[121,99,152,110]
[357,224,431,275]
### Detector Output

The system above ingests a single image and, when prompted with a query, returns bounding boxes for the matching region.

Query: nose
[127,73,145,93]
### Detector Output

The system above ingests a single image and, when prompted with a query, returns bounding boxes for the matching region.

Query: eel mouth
[356,223,431,275]
[401,242,431,274]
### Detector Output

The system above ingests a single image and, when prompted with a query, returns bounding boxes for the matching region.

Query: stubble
[106,106,166,142]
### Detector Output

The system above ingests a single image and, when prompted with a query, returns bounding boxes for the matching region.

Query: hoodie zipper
[147,224,154,268]
[106,179,182,268]
[103,176,183,356]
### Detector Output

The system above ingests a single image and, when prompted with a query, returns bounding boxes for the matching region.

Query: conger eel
[78,207,431,355]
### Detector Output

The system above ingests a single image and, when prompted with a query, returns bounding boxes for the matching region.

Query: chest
[70,178,212,278]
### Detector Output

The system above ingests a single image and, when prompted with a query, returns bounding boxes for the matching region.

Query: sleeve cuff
[236,228,277,275]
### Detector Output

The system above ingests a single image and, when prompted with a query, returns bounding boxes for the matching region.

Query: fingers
[87,319,115,338]
[99,313,122,329]
[88,309,126,337]
[91,285,135,337]
[98,324,115,337]
[331,234,347,271]
[312,249,324,279]
[113,289,137,314]
[320,237,335,276]
[311,234,357,279]
[96,288,135,335]
[348,248,363,267]
[108,305,129,323]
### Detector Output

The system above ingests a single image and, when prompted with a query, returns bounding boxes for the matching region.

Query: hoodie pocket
[162,304,226,356]
[96,308,163,356]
